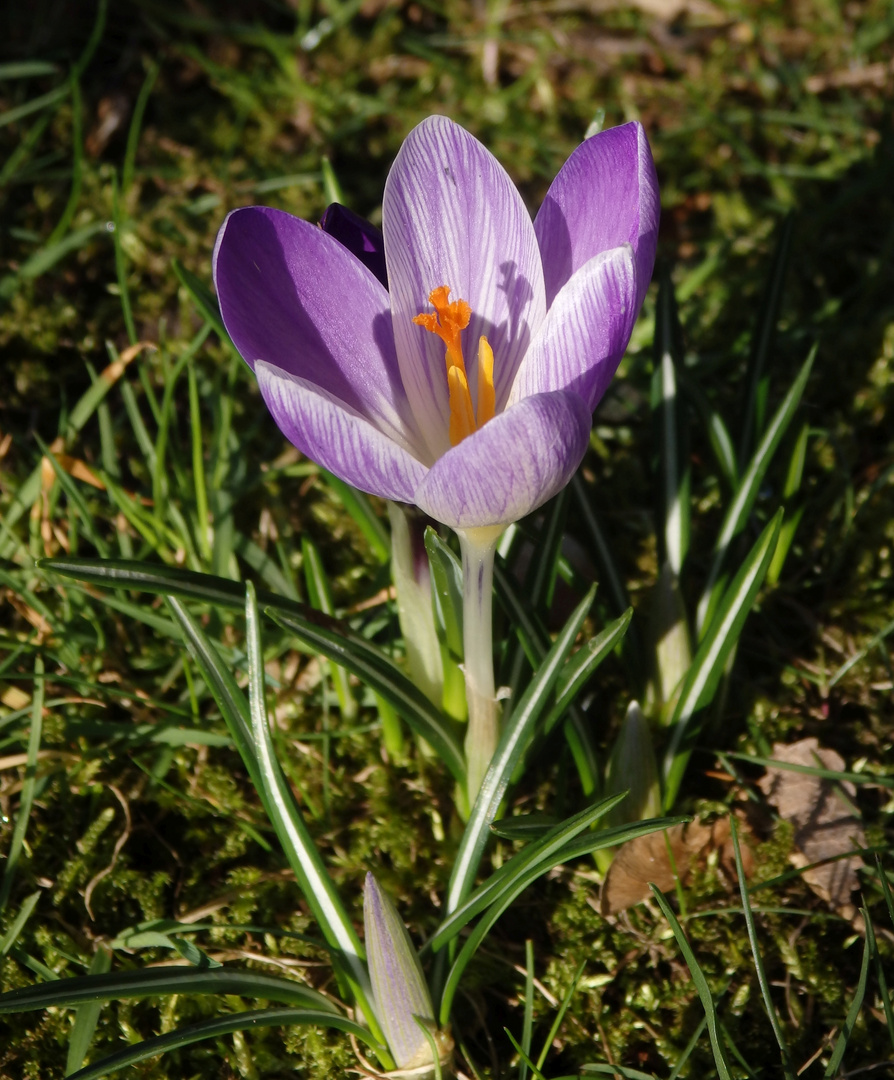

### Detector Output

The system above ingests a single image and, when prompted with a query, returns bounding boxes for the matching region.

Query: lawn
[1,1,892,1077]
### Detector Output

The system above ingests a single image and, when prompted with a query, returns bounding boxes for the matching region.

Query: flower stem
[457,525,504,803]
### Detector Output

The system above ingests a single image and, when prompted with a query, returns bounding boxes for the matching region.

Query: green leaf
[650,886,733,1079]
[39,556,466,786]
[425,527,465,659]
[663,509,783,809]
[66,946,112,1076]
[66,1007,377,1080]
[696,349,813,635]
[822,917,870,1078]
[0,966,339,1013]
[302,536,357,720]
[445,587,596,919]
[436,811,683,1024]
[173,258,232,344]
[244,583,377,1027]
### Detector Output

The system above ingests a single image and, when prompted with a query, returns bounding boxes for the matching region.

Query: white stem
[457,525,504,803]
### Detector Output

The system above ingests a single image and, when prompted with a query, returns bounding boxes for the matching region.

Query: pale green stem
[457,525,505,803]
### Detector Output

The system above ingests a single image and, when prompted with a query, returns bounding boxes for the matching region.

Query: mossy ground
[1,1,893,1077]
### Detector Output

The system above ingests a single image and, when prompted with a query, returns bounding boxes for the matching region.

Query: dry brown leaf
[600,817,754,915]
[758,738,865,915]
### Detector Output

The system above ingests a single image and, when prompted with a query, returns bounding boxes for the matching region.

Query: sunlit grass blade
[445,586,596,919]
[270,607,465,785]
[864,901,894,1053]
[437,811,682,1024]
[66,1007,377,1080]
[302,536,357,720]
[0,891,41,957]
[663,509,783,809]
[652,267,689,575]
[40,555,463,776]
[432,796,627,956]
[696,349,813,636]
[680,372,738,490]
[766,421,809,586]
[649,885,733,1079]
[0,965,339,1013]
[244,583,379,1031]
[729,816,795,1079]
[0,655,44,912]
[534,959,585,1072]
[822,914,870,1079]
[320,469,390,563]
[173,258,232,345]
[737,213,795,466]
[66,946,112,1077]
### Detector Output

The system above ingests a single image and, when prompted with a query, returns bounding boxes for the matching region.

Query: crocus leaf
[663,509,784,809]
[65,1007,378,1080]
[0,966,340,1013]
[38,557,466,785]
[696,348,813,635]
[436,812,684,1024]
[445,586,597,918]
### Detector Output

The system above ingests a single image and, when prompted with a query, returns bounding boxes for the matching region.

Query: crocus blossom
[213,115,659,532]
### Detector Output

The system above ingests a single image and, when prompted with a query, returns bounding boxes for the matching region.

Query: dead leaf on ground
[757,737,865,916]
[601,817,754,915]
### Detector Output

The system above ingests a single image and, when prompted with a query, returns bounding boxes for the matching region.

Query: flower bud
[604,700,662,828]
[363,874,441,1072]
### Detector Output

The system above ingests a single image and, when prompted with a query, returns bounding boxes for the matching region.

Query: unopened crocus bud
[363,873,442,1073]
[604,700,662,828]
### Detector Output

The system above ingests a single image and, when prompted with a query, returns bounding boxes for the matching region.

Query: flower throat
[413,286,495,447]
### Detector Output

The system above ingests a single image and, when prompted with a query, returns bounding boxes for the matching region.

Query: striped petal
[383,115,546,460]
[534,122,659,311]
[510,245,637,412]
[214,206,422,456]
[255,361,426,504]
[413,391,591,529]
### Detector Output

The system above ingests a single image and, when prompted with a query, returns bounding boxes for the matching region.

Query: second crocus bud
[363,874,451,1075]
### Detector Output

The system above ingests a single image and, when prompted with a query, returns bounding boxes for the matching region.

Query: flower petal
[256,361,427,504]
[319,203,388,288]
[383,115,547,459]
[510,245,637,412]
[534,122,659,310]
[413,391,592,529]
[214,206,422,456]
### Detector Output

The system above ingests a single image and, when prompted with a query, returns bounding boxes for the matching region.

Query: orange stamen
[414,286,497,447]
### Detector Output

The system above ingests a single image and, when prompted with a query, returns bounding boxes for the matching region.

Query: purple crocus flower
[213,116,659,532]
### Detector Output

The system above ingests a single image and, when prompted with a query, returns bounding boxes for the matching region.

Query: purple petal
[256,361,427,504]
[534,122,659,310]
[319,203,388,288]
[214,206,422,455]
[383,116,547,460]
[413,391,592,529]
[510,245,637,412]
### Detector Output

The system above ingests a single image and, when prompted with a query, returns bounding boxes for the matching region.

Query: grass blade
[729,816,794,1079]
[822,916,871,1078]
[66,1007,376,1080]
[650,885,733,1079]
[664,509,783,808]
[0,656,44,912]
[696,349,813,635]
[65,946,113,1076]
